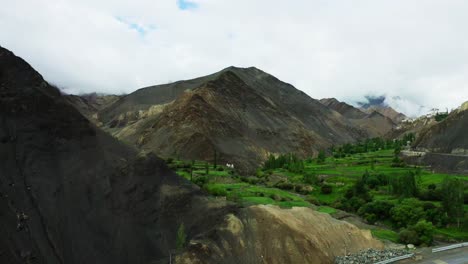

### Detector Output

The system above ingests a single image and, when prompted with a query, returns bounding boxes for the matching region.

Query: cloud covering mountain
[2,0,468,116]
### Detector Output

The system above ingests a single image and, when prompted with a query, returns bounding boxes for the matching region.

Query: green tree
[391,172,418,197]
[205,162,210,175]
[390,198,425,228]
[190,160,195,182]
[399,220,434,246]
[176,223,187,250]
[213,149,217,169]
[353,174,372,202]
[441,177,464,227]
[317,150,326,164]
[303,172,318,185]
[321,185,333,194]
[358,200,394,223]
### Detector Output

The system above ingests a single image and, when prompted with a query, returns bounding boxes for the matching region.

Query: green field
[170,148,468,243]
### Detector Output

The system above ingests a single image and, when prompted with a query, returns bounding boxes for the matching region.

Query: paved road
[404,247,468,264]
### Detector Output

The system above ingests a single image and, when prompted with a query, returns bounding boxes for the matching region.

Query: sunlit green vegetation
[371,229,399,243]
[169,135,468,244]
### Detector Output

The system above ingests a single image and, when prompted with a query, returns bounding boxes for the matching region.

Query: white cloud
[1,0,468,116]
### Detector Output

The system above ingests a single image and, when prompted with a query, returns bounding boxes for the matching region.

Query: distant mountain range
[319,98,397,138]
[70,67,408,171]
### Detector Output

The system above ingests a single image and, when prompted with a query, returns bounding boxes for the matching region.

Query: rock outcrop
[177,205,383,264]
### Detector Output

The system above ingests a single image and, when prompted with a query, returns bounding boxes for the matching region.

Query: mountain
[386,113,437,140]
[0,45,235,263]
[320,98,395,137]
[0,46,385,263]
[360,105,406,124]
[319,98,367,119]
[400,102,468,173]
[413,102,468,154]
[64,93,120,125]
[97,67,369,172]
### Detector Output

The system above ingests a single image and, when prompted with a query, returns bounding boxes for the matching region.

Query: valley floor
[170,149,468,244]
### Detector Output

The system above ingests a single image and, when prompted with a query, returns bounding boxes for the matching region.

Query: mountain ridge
[99,68,369,171]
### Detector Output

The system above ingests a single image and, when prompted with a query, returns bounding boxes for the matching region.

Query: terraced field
[171,149,468,242]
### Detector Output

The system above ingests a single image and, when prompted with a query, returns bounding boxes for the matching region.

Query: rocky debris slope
[177,205,384,264]
[335,248,410,264]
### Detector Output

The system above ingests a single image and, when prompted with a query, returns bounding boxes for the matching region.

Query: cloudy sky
[2,0,468,116]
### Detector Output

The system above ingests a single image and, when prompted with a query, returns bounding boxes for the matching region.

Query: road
[399,247,468,264]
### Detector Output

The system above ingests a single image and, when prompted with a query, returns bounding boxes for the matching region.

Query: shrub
[412,220,435,246]
[358,200,394,222]
[399,220,435,246]
[275,181,294,190]
[303,172,318,185]
[193,176,208,187]
[317,150,326,164]
[418,189,442,201]
[294,184,313,195]
[390,198,425,228]
[255,169,264,178]
[227,192,243,205]
[306,195,320,205]
[270,194,282,201]
[205,185,227,196]
[391,156,405,167]
[344,188,354,199]
[363,213,378,225]
[337,197,366,212]
[176,223,187,250]
[398,229,419,245]
[424,205,448,228]
[321,185,333,194]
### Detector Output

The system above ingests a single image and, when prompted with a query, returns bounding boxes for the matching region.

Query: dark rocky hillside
[97,67,370,172]
[0,46,234,264]
[413,102,468,154]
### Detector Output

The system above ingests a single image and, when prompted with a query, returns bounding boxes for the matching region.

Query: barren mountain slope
[0,46,385,264]
[385,114,437,139]
[320,98,367,119]
[413,102,468,154]
[177,205,383,264]
[0,46,234,264]
[106,70,366,172]
[64,93,120,125]
[361,105,406,123]
[320,98,395,137]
